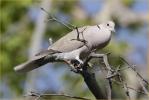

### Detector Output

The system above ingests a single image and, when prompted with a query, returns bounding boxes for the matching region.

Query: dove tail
[14,49,61,73]
[14,56,49,73]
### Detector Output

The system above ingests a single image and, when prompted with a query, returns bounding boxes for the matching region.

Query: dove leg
[74,56,84,71]
[52,45,88,71]
[63,55,83,73]
[52,51,83,64]
[64,60,78,73]
[75,56,83,64]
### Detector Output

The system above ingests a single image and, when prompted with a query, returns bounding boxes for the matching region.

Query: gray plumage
[14,21,115,73]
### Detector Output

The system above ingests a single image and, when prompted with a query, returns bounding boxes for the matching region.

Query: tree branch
[80,69,106,99]
[41,7,76,30]
[26,91,90,100]
[120,57,149,96]
[112,79,146,94]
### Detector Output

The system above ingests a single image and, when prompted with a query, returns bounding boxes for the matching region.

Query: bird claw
[69,59,84,73]
[70,67,82,73]
[71,66,83,73]
[70,67,78,73]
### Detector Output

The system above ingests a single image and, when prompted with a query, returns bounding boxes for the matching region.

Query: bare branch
[120,57,149,85]
[81,71,106,99]
[44,51,149,99]
[138,77,149,95]
[81,52,114,99]
[118,73,130,100]
[41,7,76,30]
[107,78,112,100]
[112,79,146,94]
[120,57,149,96]
[26,91,90,100]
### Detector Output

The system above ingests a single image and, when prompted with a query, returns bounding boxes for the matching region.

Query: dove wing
[49,26,88,52]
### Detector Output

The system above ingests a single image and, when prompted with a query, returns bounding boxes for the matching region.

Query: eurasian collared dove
[14,21,115,73]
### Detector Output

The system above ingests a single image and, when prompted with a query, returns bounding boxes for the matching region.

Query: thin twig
[138,77,149,95]
[41,7,90,51]
[28,91,90,100]
[118,73,130,100]
[41,7,76,30]
[107,74,112,100]
[111,79,146,94]
[120,57,149,85]
[106,68,113,100]
[120,57,149,96]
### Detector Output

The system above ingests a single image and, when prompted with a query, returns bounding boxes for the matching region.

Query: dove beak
[111,29,115,33]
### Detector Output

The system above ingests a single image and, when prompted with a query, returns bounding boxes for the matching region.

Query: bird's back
[49,26,89,52]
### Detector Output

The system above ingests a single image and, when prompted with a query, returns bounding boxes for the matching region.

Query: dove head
[101,21,115,33]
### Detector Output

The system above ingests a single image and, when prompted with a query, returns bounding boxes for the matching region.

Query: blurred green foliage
[0,0,33,95]
[122,0,135,7]
[0,0,32,32]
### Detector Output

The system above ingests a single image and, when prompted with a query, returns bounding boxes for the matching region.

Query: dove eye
[107,23,109,26]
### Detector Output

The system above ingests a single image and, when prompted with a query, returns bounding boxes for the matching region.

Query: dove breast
[84,25,112,49]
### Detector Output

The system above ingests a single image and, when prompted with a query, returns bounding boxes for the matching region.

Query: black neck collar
[97,25,100,29]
